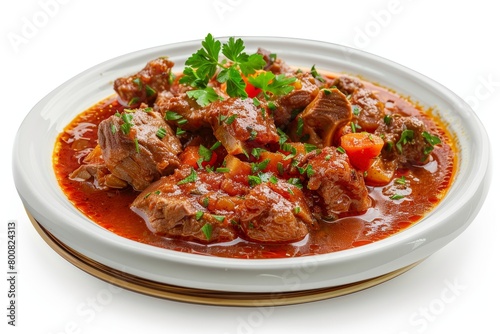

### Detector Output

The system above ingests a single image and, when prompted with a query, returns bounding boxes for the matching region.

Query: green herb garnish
[156,127,167,139]
[201,223,212,240]
[247,72,297,99]
[177,168,198,185]
[310,65,325,83]
[389,194,405,200]
[180,34,266,105]
[396,130,414,154]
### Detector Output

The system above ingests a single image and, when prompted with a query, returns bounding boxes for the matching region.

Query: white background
[2,0,498,333]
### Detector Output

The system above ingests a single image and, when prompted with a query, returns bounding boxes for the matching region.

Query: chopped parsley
[251,147,266,159]
[352,105,360,116]
[396,130,414,154]
[251,159,271,173]
[128,97,139,106]
[145,85,156,97]
[296,117,304,137]
[350,122,357,133]
[195,211,204,220]
[248,175,262,187]
[395,175,407,186]
[156,127,167,139]
[310,65,325,83]
[119,112,134,135]
[165,110,183,121]
[134,137,140,153]
[304,143,317,153]
[198,145,213,162]
[201,223,213,240]
[225,114,238,125]
[212,215,226,222]
[210,141,222,150]
[422,131,441,155]
[177,168,197,185]
[133,77,143,90]
[389,194,405,200]
[287,178,303,189]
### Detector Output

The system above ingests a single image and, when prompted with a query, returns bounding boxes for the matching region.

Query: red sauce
[53,81,456,259]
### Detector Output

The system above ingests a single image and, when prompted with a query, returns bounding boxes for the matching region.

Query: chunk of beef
[272,72,320,128]
[98,108,182,191]
[289,88,352,148]
[334,76,385,132]
[300,147,371,219]
[256,48,293,74]
[131,167,237,243]
[206,97,280,156]
[114,57,174,107]
[154,91,210,132]
[375,115,433,166]
[235,179,317,243]
[69,145,128,189]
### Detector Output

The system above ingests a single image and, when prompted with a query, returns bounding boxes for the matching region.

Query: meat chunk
[256,48,293,74]
[114,57,174,107]
[272,72,320,128]
[289,88,352,148]
[131,167,237,243]
[375,115,434,166]
[235,180,317,243]
[69,145,128,189]
[98,108,182,191]
[206,97,280,156]
[300,147,371,219]
[154,91,210,132]
[334,76,385,132]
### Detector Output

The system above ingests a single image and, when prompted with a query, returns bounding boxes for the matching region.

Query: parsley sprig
[180,34,297,106]
[180,34,266,106]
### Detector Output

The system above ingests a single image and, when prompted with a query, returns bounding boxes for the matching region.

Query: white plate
[13,37,491,293]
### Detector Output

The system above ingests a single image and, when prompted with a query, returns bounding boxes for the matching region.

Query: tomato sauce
[53,81,456,259]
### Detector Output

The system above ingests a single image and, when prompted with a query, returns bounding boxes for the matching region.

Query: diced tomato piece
[340,132,384,171]
[179,145,217,169]
[242,75,262,98]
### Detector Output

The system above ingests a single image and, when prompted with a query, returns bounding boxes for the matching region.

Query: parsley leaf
[310,65,325,83]
[177,168,198,185]
[240,54,267,76]
[389,194,405,200]
[222,37,246,64]
[422,131,441,155]
[201,223,213,240]
[218,66,248,98]
[396,130,414,154]
[184,33,221,84]
[186,87,221,107]
[248,72,296,99]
